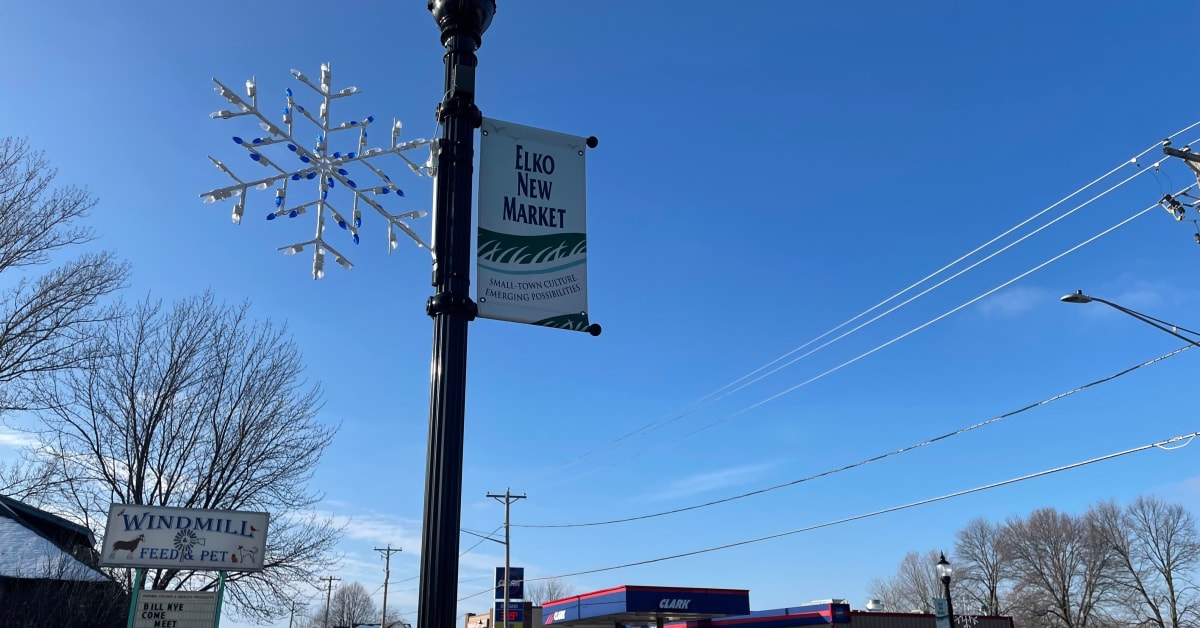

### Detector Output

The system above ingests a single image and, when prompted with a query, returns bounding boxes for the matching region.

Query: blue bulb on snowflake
[337,219,347,229]
[366,116,375,123]
[346,152,356,159]
[354,216,362,228]
[266,213,276,221]
[300,155,311,163]
[347,180,357,189]
[289,210,299,218]
[322,191,328,200]
[337,168,348,176]
[396,189,404,197]
[380,188,390,195]
[306,172,316,180]
[295,104,305,113]
[252,138,264,144]
[249,153,261,161]
[287,144,297,152]
[327,178,335,188]
[275,197,283,208]
[291,173,301,181]
[232,136,244,144]
[285,88,293,97]
[353,233,360,245]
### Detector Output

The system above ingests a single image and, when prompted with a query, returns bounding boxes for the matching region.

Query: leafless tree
[22,292,340,623]
[955,517,1010,615]
[0,136,128,412]
[1089,497,1199,627]
[0,455,57,500]
[1001,507,1118,628]
[307,581,378,628]
[525,577,576,605]
[867,550,947,613]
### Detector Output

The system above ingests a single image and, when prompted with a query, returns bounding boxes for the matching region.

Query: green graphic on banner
[478,228,587,266]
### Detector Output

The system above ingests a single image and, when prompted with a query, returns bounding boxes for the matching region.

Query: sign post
[494,565,525,628]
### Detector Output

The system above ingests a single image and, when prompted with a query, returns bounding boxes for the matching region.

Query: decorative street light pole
[201,4,501,627]
[421,5,495,628]
[936,552,956,628]
[1060,290,1200,348]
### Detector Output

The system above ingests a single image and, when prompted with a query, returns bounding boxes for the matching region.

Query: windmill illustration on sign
[173,528,205,562]
[199,63,433,279]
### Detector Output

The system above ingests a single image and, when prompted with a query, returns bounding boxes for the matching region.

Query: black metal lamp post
[419,3,496,628]
[1060,290,1200,348]
[936,552,956,628]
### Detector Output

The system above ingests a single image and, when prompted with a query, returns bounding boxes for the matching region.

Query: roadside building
[532,585,1013,628]
[0,494,127,627]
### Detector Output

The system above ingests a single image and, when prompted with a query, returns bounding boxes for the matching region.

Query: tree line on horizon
[868,495,1198,628]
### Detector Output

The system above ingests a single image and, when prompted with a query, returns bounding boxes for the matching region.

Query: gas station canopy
[542,586,750,628]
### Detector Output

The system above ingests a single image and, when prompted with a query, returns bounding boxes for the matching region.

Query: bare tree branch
[525,577,576,606]
[867,549,946,613]
[1090,496,1200,628]
[306,581,378,628]
[1000,507,1119,628]
[0,137,128,411]
[26,291,340,623]
[955,517,1011,615]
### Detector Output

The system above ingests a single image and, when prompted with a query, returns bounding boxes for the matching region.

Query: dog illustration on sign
[109,534,146,558]
[231,545,259,565]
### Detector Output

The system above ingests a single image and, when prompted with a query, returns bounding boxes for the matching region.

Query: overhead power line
[522,430,1198,583]
[531,123,1200,479]
[676,188,1191,440]
[542,183,1192,490]
[518,344,1191,529]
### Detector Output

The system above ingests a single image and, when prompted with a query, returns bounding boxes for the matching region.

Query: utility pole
[375,544,403,628]
[487,489,526,628]
[288,600,305,628]
[318,576,341,628]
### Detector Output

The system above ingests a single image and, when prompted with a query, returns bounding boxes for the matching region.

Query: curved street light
[1060,290,1200,348]
[936,553,956,628]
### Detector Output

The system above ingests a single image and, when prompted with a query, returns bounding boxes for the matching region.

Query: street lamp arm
[1061,291,1200,348]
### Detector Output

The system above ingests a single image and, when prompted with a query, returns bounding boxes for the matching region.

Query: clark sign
[477,118,595,333]
[100,504,268,572]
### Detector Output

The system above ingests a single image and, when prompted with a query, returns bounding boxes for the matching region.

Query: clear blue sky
[4,1,1200,626]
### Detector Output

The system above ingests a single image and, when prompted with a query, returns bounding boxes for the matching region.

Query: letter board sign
[495,602,524,623]
[133,590,218,628]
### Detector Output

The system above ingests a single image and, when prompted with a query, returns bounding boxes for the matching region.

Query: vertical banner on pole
[933,598,951,628]
[477,118,593,332]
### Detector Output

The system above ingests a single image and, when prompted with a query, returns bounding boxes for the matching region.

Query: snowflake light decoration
[200,63,433,279]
